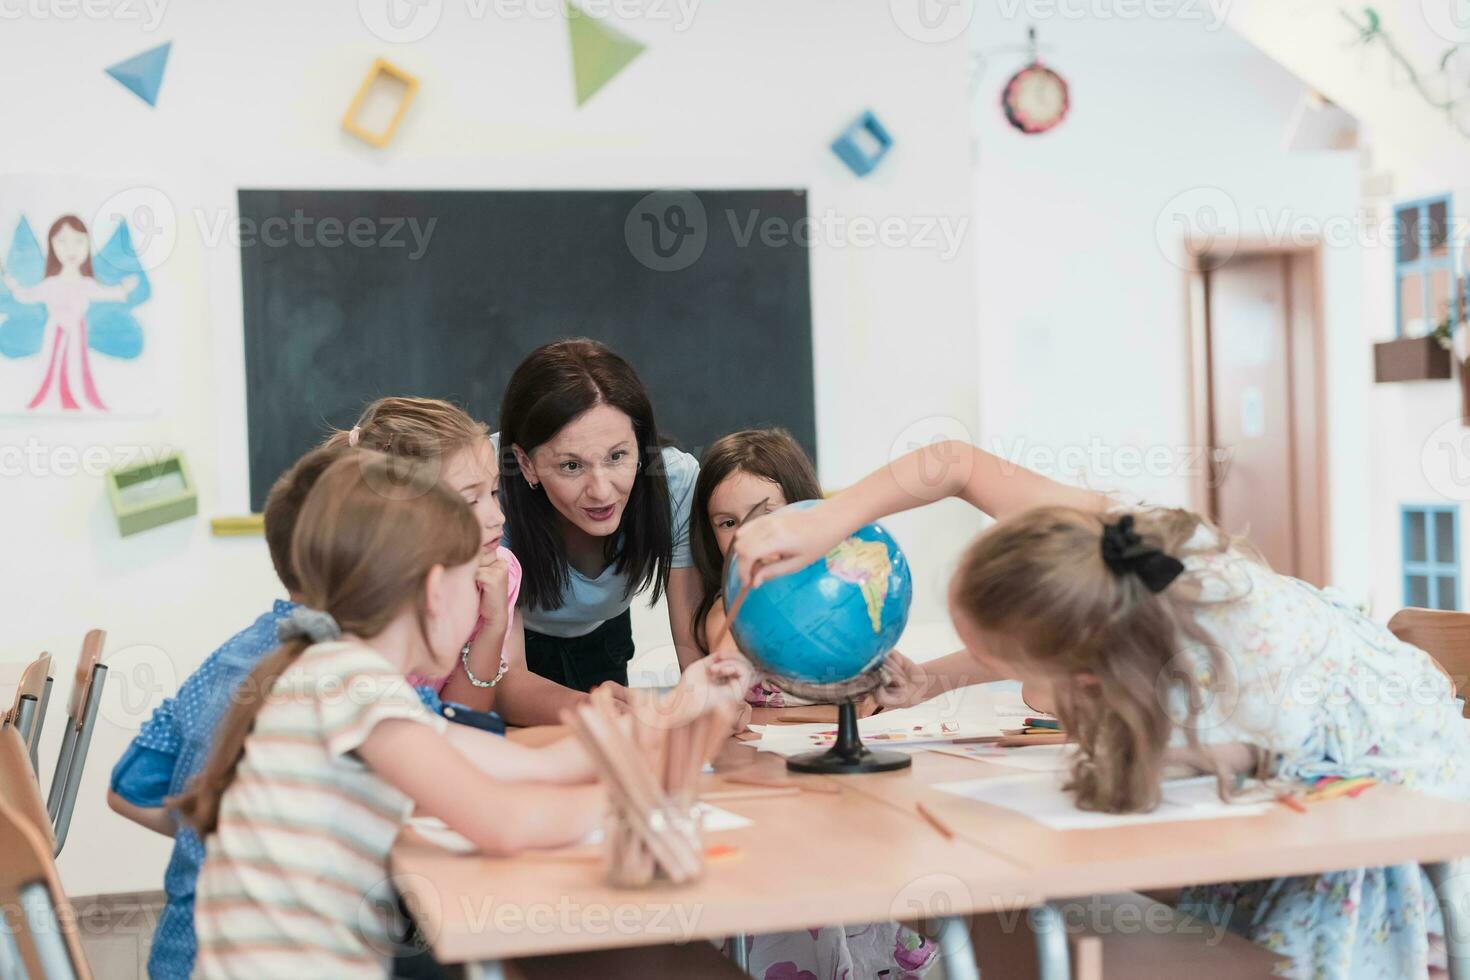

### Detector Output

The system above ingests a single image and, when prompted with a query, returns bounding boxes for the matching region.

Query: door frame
[1183,238,1330,585]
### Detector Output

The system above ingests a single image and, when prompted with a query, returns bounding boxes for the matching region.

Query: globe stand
[786,700,912,774]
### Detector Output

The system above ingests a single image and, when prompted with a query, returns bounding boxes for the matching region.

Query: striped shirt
[194,642,447,978]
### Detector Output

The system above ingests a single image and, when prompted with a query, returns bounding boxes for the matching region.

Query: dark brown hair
[951,506,1249,813]
[262,442,344,594]
[44,215,94,278]
[498,339,673,611]
[691,429,822,653]
[173,451,480,835]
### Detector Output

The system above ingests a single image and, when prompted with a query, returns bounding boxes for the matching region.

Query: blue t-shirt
[497,440,698,638]
[110,602,446,980]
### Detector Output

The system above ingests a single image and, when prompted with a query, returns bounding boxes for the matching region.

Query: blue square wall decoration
[831,110,893,177]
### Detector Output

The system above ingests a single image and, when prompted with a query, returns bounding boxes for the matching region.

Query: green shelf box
[106,453,198,537]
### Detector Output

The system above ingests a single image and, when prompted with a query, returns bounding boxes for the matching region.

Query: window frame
[1402,503,1460,611]
[1393,194,1456,338]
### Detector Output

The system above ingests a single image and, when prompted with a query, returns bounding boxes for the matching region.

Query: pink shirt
[410,547,522,694]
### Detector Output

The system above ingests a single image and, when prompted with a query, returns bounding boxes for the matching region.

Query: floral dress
[723,924,937,980]
[1172,536,1470,978]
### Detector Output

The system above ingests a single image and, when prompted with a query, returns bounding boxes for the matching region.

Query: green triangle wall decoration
[567,1,645,106]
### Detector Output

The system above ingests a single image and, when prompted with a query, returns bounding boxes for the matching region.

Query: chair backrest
[46,630,109,856]
[0,799,89,980]
[1388,607,1470,718]
[8,653,53,767]
[8,653,50,722]
[0,725,57,862]
[65,632,105,732]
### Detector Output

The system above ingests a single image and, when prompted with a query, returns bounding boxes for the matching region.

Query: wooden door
[1203,251,1323,582]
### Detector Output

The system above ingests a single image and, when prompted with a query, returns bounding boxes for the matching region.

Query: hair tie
[277,607,342,644]
[1100,515,1185,594]
[347,426,362,448]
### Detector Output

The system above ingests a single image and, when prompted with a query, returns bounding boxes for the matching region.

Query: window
[1403,504,1460,610]
[1394,196,1455,337]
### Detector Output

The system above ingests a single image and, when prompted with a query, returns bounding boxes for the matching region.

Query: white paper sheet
[934,774,1273,829]
[408,802,753,854]
[940,743,1077,773]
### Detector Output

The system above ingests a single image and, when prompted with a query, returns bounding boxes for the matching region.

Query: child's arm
[489,611,590,727]
[357,720,604,855]
[438,558,514,712]
[668,566,705,672]
[875,650,1010,709]
[441,721,596,784]
[734,440,1110,587]
[106,791,175,837]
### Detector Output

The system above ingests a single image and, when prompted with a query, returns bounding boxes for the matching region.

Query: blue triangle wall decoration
[106,42,171,107]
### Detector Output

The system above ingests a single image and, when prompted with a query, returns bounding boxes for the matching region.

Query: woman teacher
[495,339,703,692]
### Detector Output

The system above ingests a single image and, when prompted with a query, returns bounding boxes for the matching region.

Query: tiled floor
[71,891,163,980]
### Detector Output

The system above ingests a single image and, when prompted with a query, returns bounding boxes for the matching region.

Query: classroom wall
[1,2,978,895]
[1224,1,1470,616]
[968,7,1370,597]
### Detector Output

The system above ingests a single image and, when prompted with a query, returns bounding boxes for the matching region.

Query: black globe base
[785,700,912,775]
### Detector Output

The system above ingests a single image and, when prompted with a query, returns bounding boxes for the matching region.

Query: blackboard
[239,189,815,510]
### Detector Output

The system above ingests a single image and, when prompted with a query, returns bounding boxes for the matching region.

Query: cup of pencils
[565,687,736,888]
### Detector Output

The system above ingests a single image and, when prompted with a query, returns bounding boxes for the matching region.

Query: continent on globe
[824,538,891,633]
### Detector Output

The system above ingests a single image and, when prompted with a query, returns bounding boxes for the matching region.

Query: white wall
[968,7,1369,594]
[1224,2,1470,616]
[1,1,978,895]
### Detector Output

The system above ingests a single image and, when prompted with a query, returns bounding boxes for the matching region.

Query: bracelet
[461,639,508,688]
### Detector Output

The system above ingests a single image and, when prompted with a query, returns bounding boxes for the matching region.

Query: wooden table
[392,709,1470,980]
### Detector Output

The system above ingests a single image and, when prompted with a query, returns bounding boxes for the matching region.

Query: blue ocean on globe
[724,501,912,686]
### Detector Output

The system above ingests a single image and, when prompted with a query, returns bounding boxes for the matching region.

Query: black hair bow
[1100,515,1184,594]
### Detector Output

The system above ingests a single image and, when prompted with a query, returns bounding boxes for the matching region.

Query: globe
[723,501,913,692]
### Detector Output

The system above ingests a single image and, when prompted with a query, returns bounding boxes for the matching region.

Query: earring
[528,481,540,490]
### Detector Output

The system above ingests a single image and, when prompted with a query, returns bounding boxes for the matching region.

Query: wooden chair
[0,725,56,853]
[45,630,109,856]
[0,798,90,979]
[970,891,1288,978]
[1388,608,1470,717]
[3,652,53,773]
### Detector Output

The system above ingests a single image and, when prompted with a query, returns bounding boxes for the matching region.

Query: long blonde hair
[952,505,1252,813]
[331,396,488,470]
[172,451,480,835]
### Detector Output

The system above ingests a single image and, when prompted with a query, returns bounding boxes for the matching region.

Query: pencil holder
[604,803,704,888]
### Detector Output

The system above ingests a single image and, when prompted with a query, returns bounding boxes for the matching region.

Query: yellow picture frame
[341,58,419,148]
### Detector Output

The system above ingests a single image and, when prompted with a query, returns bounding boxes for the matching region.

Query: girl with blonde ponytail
[732,440,1470,979]
[175,451,604,979]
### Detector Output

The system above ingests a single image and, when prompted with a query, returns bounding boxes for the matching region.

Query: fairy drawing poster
[0,178,167,416]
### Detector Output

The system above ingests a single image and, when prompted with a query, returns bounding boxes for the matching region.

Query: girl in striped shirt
[174,451,606,978]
